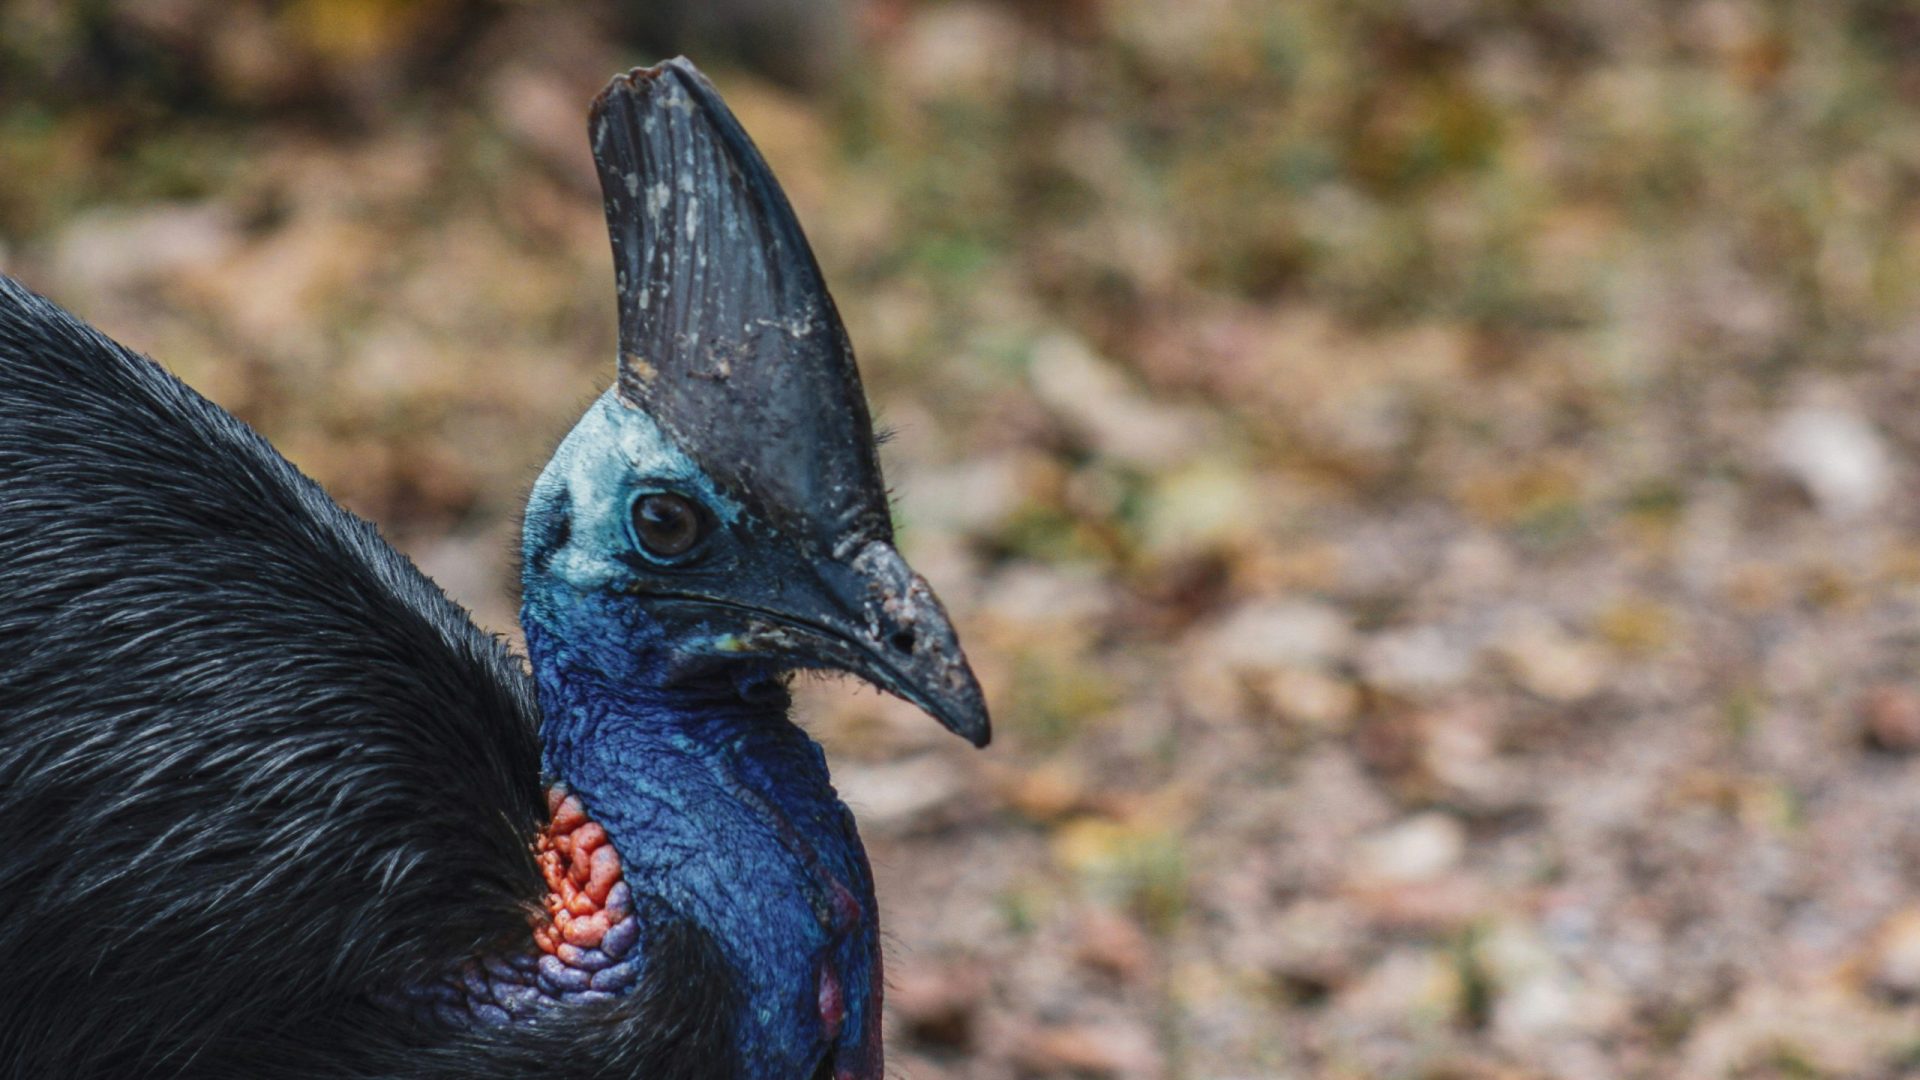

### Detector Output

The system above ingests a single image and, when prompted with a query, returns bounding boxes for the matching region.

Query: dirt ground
[9,2,1920,1077]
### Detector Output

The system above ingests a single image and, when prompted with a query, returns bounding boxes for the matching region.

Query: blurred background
[7,1,1920,1076]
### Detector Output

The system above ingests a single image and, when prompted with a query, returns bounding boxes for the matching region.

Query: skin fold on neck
[520,595,881,1080]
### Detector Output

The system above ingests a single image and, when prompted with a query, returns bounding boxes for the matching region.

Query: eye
[630,492,706,560]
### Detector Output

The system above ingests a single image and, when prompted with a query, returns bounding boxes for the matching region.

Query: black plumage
[0,275,734,1078]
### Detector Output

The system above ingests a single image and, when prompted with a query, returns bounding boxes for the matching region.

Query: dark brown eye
[630,492,704,559]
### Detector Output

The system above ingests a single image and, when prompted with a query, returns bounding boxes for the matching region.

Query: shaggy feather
[0,276,737,1078]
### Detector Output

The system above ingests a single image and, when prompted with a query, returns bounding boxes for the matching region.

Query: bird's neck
[522,606,882,1080]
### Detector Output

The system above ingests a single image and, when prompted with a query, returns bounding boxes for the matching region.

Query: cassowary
[0,59,987,1079]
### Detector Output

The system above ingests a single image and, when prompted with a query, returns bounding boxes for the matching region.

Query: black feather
[0,276,738,1078]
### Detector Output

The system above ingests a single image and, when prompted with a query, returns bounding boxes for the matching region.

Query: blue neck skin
[521,586,880,1079]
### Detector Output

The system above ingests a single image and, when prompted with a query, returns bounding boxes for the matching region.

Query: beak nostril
[888,629,916,655]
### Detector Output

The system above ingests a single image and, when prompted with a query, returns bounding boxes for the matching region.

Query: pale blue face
[522,389,740,621]
[519,385,829,695]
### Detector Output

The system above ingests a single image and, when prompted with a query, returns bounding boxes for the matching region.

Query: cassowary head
[521,60,988,748]
[515,60,987,1078]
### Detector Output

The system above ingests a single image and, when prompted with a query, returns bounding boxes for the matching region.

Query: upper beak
[687,539,991,747]
[831,541,990,748]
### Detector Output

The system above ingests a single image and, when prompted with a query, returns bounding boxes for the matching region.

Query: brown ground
[8,2,1920,1077]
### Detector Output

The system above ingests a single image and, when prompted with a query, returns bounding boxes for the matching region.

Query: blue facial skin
[520,391,879,1079]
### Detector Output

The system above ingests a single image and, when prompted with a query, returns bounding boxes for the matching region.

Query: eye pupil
[632,493,703,558]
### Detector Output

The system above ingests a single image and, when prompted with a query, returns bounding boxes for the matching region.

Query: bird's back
[0,277,732,1078]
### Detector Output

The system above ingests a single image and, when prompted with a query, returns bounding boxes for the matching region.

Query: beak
[672,540,991,747]
[828,541,991,748]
